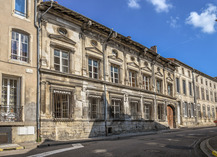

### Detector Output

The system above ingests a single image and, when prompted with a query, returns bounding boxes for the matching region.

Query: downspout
[103,30,114,136]
[34,0,53,142]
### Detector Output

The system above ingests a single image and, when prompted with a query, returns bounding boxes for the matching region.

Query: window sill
[8,59,32,67]
[12,13,31,22]
[0,122,24,126]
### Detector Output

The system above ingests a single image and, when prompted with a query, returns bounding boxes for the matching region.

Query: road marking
[212,151,217,157]
[27,143,84,157]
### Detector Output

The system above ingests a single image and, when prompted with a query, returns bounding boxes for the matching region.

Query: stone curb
[0,146,24,152]
[200,136,217,157]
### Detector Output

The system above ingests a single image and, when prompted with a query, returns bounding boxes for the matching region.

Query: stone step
[0,144,24,151]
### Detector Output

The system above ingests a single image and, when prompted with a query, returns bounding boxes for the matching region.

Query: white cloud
[186,4,217,34]
[167,16,180,28]
[128,0,140,9]
[147,0,172,13]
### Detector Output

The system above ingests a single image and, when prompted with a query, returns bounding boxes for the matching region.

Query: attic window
[112,49,118,57]
[91,40,98,47]
[58,27,67,36]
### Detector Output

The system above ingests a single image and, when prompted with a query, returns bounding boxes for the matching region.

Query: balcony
[0,106,23,122]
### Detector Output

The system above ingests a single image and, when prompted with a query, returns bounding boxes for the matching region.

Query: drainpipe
[102,30,116,136]
[192,69,198,125]
[34,0,53,142]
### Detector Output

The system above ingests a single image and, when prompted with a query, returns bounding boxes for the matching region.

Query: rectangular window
[129,71,137,87]
[212,107,215,119]
[111,99,122,119]
[215,92,217,102]
[197,104,201,118]
[176,78,180,93]
[206,90,209,101]
[143,75,150,90]
[1,77,21,122]
[201,88,205,100]
[111,65,119,83]
[188,71,191,78]
[15,0,27,17]
[88,58,99,79]
[156,79,162,94]
[89,97,102,119]
[54,49,69,73]
[158,104,164,120]
[182,68,184,75]
[210,91,213,102]
[184,102,188,117]
[196,86,200,99]
[183,80,186,95]
[203,105,206,118]
[207,106,211,119]
[167,83,173,96]
[53,91,70,119]
[144,104,151,120]
[189,82,192,96]
[190,103,194,118]
[130,101,141,120]
[201,78,203,84]
[11,31,29,62]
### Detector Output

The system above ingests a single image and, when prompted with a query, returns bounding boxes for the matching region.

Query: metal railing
[0,106,23,122]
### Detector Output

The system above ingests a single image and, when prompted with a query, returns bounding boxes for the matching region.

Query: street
[2,127,217,157]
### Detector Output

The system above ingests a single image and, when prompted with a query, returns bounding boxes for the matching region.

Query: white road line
[27,144,84,157]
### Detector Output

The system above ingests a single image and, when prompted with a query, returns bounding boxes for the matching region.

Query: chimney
[150,46,157,53]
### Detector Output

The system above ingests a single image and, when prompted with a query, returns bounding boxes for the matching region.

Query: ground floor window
[158,104,164,120]
[203,105,206,118]
[89,97,102,119]
[183,102,188,117]
[212,107,215,119]
[53,91,71,119]
[111,99,122,119]
[1,77,21,122]
[130,101,141,120]
[144,104,151,120]
[197,104,201,118]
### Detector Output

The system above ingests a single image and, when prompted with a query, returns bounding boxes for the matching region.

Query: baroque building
[0,0,40,144]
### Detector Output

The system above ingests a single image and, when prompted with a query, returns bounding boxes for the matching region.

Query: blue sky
[55,0,217,77]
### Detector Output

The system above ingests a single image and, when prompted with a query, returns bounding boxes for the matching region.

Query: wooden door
[167,106,174,128]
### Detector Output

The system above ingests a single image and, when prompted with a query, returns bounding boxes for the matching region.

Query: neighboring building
[0,0,39,144]
[38,2,179,141]
[168,58,217,127]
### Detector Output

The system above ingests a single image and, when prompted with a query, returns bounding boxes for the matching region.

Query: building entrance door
[167,106,174,128]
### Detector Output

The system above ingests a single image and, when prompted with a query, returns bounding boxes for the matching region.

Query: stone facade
[0,0,40,144]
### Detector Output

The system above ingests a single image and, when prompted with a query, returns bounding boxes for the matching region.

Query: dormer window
[15,0,27,17]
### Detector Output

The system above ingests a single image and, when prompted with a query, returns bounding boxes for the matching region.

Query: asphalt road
[5,127,217,157]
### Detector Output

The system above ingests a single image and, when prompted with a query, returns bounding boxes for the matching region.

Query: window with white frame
[144,104,151,120]
[88,58,99,79]
[111,99,122,119]
[111,65,119,83]
[54,49,69,73]
[129,71,137,87]
[143,75,150,90]
[1,77,21,122]
[15,0,27,17]
[11,31,29,62]
[156,79,162,94]
[53,91,71,119]
[89,97,102,119]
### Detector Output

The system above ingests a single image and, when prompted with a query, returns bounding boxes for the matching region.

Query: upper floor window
[206,90,209,101]
[129,71,137,87]
[210,91,213,102]
[54,49,69,73]
[183,80,186,95]
[196,86,200,99]
[88,58,99,79]
[111,65,119,83]
[15,0,27,17]
[156,79,162,94]
[176,78,180,93]
[11,31,29,62]
[188,71,191,78]
[215,92,217,102]
[201,78,203,84]
[167,83,173,96]
[210,82,212,87]
[182,68,184,75]
[201,88,205,100]
[206,80,208,86]
[189,82,192,96]
[143,75,150,90]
